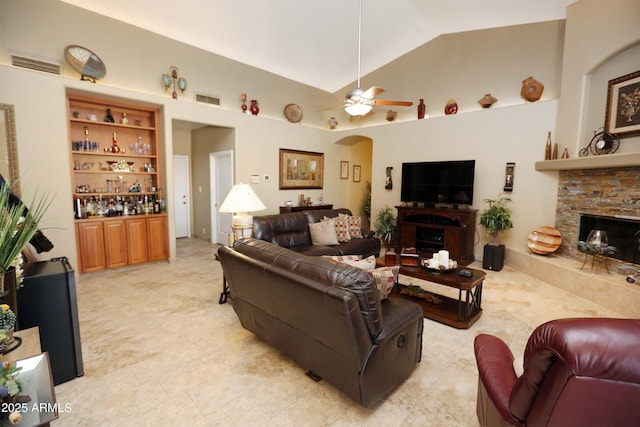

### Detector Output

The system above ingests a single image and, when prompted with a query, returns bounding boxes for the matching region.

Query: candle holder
[578,230,616,272]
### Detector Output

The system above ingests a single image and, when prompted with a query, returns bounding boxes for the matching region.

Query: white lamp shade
[219,183,266,240]
[344,102,373,116]
[218,183,266,214]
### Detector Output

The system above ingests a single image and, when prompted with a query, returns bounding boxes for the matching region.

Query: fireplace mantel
[535,151,640,171]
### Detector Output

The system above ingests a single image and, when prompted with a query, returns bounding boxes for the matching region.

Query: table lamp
[218,183,266,240]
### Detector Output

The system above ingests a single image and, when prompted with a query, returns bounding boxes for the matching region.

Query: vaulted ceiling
[60,0,575,93]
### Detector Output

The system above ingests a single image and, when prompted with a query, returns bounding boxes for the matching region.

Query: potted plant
[479,196,513,246]
[0,179,51,296]
[374,205,396,246]
[479,196,512,271]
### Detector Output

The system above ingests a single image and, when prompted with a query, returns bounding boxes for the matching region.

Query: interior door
[210,150,233,245]
[173,155,190,238]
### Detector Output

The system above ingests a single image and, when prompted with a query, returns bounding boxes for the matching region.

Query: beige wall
[1,0,638,270]
[556,0,640,153]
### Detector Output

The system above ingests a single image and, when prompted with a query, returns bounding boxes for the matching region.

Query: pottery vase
[328,117,338,129]
[417,99,426,119]
[444,99,458,115]
[250,100,259,115]
[521,76,544,102]
[478,93,497,108]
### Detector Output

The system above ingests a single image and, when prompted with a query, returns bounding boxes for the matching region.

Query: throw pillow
[334,254,376,270]
[346,216,363,239]
[330,215,351,242]
[309,219,339,246]
[368,266,400,300]
[323,255,363,262]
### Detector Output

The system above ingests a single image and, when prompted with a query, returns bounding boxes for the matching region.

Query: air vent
[11,55,61,75]
[195,93,221,106]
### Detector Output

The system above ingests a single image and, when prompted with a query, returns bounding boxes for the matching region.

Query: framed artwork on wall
[353,165,361,182]
[605,70,640,138]
[340,161,349,179]
[279,148,324,189]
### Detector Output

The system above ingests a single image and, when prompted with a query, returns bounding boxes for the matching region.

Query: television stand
[395,206,476,265]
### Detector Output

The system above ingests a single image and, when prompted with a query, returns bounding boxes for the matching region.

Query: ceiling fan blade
[318,102,346,111]
[360,86,385,99]
[374,100,414,107]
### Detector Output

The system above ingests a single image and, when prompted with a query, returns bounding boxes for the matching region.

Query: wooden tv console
[395,206,477,266]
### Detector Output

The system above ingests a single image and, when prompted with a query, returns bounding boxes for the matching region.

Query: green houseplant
[0,180,51,291]
[374,205,396,246]
[479,196,513,246]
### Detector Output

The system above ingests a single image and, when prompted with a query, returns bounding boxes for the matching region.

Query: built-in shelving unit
[68,93,168,273]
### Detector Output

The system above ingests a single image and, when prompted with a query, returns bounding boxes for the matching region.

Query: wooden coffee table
[377,257,485,329]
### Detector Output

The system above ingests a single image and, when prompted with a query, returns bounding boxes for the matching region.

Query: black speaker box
[483,244,505,271]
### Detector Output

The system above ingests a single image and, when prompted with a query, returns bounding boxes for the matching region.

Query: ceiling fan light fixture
[345,103,373,116]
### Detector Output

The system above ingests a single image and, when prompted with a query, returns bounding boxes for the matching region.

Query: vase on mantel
[250,100,259,115]
[417,99,426,119]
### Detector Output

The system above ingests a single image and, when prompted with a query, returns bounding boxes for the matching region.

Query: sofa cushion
[368,266,400,300]
[309,220,339,245]
[332,216,351,242]
[346,215,364,239]
[233,238,384,338]
[253,212,312,249]
[331,254,376,270]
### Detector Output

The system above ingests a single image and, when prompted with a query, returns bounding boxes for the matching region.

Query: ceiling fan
[341,0,413,116]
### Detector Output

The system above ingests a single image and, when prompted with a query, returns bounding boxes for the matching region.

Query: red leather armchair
[474,318,640,427]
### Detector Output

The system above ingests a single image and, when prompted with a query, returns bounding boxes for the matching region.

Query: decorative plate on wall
[284,103,303,123]
[64,45,106,82]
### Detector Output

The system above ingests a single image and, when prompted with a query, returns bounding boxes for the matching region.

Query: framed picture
[353,165,361,182]
[340,161,349,179]
[605,70,640,138]
[279,148,324,189]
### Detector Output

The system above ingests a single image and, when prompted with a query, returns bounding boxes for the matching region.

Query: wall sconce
[504,162,515,192]
[161,66,187,99]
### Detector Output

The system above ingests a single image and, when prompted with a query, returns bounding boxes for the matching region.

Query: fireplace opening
[579,214,640,264]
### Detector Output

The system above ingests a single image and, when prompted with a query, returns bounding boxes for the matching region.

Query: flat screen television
[401,160,475,206]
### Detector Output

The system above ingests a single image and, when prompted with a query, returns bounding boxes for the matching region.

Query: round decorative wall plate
[64,45,106,82]
[284,103,303,123]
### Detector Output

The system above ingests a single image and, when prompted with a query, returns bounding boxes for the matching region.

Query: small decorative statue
[104,108,115,123]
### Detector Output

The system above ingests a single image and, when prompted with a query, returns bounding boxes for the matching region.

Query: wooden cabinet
[75,215,168,273]
[395,206,477,266]
[103,219,128,269]
[147,215,168,261]
[75,221,106,273]
[68,93,168,273]
[126,218,148,265]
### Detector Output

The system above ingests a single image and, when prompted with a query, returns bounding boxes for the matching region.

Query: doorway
[173,155,191,238]
[210,150,233,245]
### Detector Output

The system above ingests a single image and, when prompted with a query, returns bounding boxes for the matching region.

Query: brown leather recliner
[474,318,640,427]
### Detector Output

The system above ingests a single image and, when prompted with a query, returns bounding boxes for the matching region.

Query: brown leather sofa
[218,238,423,407]
[252,208,381,258]
[474,317,640,427]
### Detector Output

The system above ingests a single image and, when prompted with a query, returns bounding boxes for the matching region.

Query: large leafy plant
[0,182,51,273]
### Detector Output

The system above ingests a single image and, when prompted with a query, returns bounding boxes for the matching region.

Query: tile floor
[52,238,624,426]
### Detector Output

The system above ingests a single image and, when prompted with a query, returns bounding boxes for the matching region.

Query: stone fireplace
[555,166,640,273]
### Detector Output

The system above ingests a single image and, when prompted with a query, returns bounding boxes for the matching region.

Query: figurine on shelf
[121,113,128,125]
[241,93,248,113]
[104,108,115,123]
